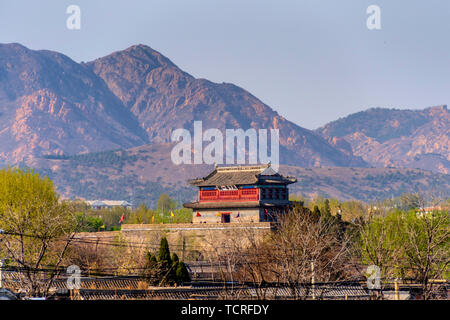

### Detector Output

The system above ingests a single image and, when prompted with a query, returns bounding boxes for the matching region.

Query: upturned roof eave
[189,177,297,187]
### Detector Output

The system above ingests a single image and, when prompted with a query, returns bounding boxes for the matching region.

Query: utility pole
[0,229,3,288]
[311,260,315,300]
[130,189,134,210]
[0,259,3,289]
[394,278,399,300]
[181,235,186,261]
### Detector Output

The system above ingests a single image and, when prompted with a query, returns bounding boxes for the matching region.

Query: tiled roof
[1,271,142,291]
[1,271,370,300]
[76,287,239,300]
[247,285,369,299]
[52,277,142,290]
[5,270,431,300]
[1,271,27,291]
[71,284,370,300]
[188,164,296,187]
[0,288,17,300]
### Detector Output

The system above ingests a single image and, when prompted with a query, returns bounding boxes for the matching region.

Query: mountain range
[0,43,148,163]
[0,43,448,203]
[317,106,449,174]
[0,43,366,168]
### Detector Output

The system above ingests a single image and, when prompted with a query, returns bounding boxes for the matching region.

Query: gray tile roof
[0,288,18,300]
[69,284,371,300]
[4,271,425,300]
[188,164,296,187]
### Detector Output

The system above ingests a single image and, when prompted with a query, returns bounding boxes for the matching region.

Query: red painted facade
[199,188,259,202]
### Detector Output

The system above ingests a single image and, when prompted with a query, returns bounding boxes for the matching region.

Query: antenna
[130,189,134,210]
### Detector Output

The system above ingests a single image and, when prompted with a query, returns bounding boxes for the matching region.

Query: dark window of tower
[221,213,231,223]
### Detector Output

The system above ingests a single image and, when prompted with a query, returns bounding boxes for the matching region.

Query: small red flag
[196,212,201,217]
[119,213,125,223]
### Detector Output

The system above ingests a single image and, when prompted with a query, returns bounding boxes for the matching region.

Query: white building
[86,200,133,210]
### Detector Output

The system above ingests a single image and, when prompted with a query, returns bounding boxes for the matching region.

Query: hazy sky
[1,0,449,129]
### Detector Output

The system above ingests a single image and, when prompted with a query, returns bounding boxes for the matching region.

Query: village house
[85,200,133,210]
[183,163,297,223]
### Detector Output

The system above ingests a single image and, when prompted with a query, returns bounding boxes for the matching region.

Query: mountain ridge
[317,105,449,174]
[0,43,149,163]
[87,44,366,167]
[0,43,366,168]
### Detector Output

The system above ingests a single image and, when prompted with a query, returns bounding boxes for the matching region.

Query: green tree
[358,207,449,299]
[175,261,191,284]
[142,237,192,286]
[312,205,321,217]
[324,199,332,218]
[145,252,158,269]
[158,237,172,265]
[0,167,78,297]
[171,253,179,264]
[400,209,449,299]
[340,200,366,221]
[87,216,104,231]
[129,204,150,224]
[142,251,163,285]
[399,193,423,211]
[358,211,404,284]
[157,194,176,213]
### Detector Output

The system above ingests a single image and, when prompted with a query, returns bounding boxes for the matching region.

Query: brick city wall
[75,222,273,261]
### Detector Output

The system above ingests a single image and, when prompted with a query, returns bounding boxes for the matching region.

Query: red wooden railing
[199,188,259,202]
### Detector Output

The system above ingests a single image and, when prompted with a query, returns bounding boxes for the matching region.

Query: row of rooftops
[3,270,426,300]
[85,200,132,208]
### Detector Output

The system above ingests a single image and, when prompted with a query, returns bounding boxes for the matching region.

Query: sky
[0,0,449,129]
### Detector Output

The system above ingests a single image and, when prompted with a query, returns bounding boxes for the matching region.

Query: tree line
[208,200,448,299]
